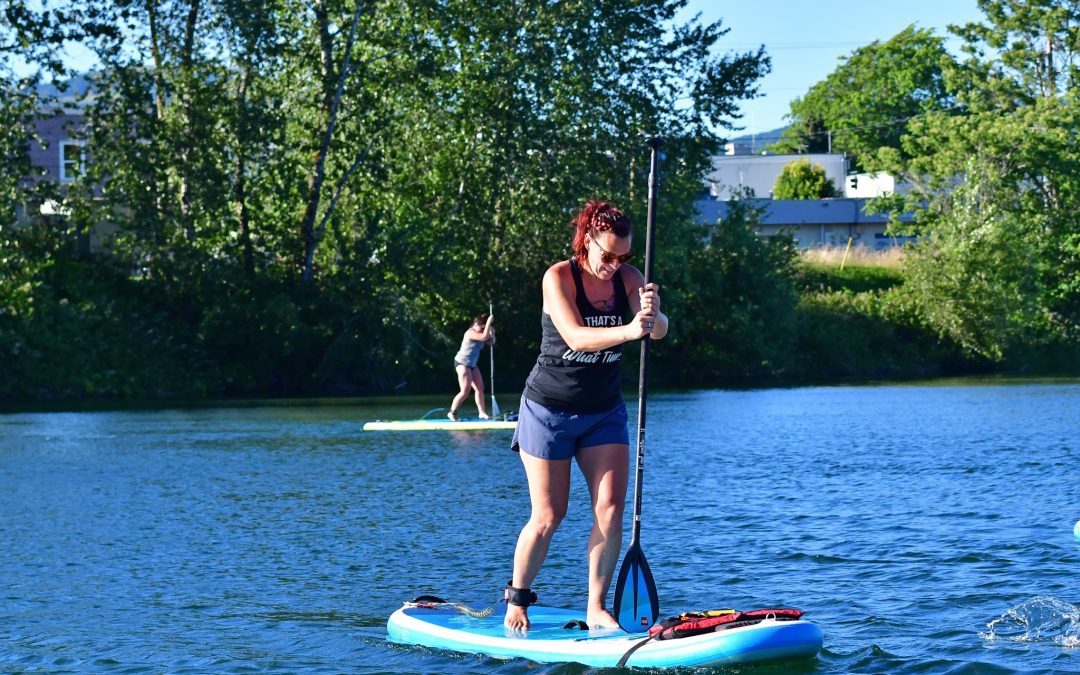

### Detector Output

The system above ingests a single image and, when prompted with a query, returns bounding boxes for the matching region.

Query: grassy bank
[797,245,905,294]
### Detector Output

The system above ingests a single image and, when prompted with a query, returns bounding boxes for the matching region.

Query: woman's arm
[622,265,669,340]
[468,315,495,342]
[478,314,494,341]
[543,262,654,352]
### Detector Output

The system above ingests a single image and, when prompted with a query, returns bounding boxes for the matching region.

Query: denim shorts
[511,396,629,460]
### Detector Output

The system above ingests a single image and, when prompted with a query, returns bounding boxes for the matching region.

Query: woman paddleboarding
[447,312,495,421]
[505,199,669,631]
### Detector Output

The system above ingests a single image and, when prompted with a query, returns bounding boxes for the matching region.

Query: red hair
[570,200,632,265]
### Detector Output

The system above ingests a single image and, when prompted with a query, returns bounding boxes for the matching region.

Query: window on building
[60,140,86,181]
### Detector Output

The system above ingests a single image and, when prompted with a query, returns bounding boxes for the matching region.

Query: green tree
[893,1,1080,362]
[772,25,957,172]
[1,2,80,397]
[1,0,73,227]
[948,0,1080,106]
[674,195,799,382]
[772,159,838,199]
[289,0,773,386]
[2,0,773,400]
[0,76,36,229]
[902,160,1047,360]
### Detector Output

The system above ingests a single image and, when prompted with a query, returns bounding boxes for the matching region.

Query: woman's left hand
[638,283,661,316]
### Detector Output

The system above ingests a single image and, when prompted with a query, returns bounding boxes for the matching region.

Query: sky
[679,0,987,142]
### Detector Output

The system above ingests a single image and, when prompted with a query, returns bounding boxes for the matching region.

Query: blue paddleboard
[386,602,822,668]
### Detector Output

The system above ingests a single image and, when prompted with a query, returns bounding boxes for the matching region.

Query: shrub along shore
[3,232,1075,407]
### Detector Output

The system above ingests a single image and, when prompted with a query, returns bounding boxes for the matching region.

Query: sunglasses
[590,237,634,265]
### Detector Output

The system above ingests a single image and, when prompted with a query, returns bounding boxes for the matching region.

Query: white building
[843,171,908,199]
[705,149,848,200]
[704,144,909,201]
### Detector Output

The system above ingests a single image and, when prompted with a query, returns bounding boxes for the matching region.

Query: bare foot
[586,609,621,629]
[505,604,530,631]
[478,412,491,419]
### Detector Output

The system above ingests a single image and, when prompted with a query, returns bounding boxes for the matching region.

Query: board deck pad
[387,602,822,668]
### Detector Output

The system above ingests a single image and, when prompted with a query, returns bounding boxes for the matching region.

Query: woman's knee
[593,496,625,528]
[530,507,567,538]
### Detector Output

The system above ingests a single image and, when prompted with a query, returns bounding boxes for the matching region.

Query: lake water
[2,380,1079,673]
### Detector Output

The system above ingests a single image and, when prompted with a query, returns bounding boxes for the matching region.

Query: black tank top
[523,258,630,412]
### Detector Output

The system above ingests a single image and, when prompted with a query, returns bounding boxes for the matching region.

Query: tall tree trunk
[146,0,168,231]
[234,67,254,279]
[313,0,337,111]
[146,1,166,120]
[299,0,364,285]
[178,0,201,243]
[1044,31,1055,98]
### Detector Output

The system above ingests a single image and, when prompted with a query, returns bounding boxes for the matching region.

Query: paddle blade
[613,541,660,631]
[491,395,500,417]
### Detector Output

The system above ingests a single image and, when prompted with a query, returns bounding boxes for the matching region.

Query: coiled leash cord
[407,581,537,620]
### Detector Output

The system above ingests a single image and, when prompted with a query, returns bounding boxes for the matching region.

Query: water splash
[981,596,1080,647]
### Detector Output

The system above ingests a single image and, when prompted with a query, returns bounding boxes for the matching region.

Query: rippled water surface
[2,381,1079,673]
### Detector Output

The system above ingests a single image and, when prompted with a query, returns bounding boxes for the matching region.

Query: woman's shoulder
[543,260,574,283]
[542,260,577,298]
[618,263,645,287]
[547,259,572,274]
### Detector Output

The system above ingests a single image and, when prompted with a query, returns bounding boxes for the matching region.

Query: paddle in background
[488,299,500,417]
[613,137,663,632]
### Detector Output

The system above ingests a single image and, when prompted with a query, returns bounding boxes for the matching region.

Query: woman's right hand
[624,309,657,341]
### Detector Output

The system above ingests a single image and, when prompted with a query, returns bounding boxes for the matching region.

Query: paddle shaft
[489,300,500,416]
[629,137,662,544]
[612,137,664,631]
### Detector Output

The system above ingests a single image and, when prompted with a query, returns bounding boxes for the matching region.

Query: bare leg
[505,451,571,630]
[576,443,629,628]
[449,364,471,418]
[469,367,489,418]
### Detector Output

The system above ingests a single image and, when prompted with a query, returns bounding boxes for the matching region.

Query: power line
[721,35,968,51]
[778,103,967,142]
